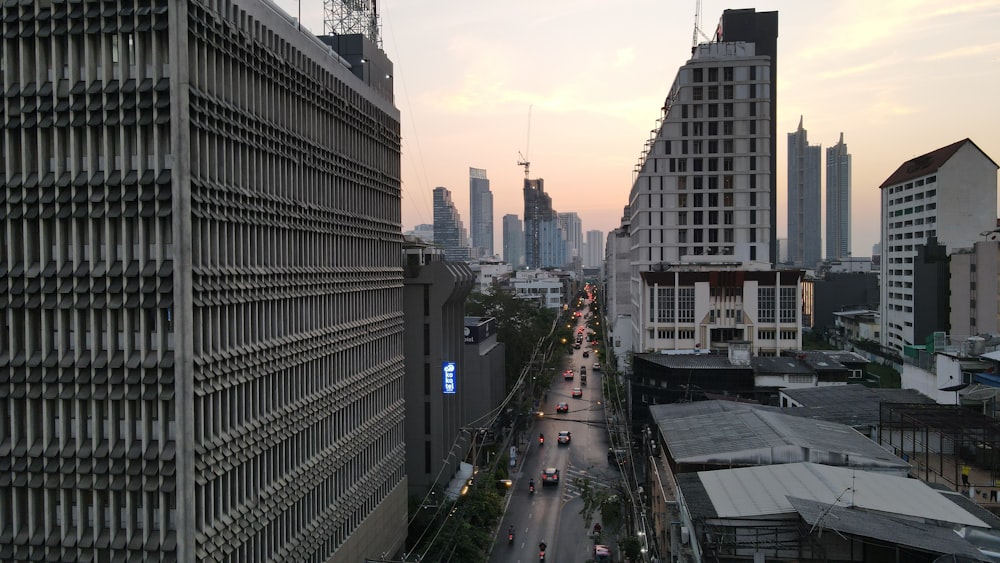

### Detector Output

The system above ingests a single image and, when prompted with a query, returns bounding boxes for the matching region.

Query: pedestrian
[962,464,971,487]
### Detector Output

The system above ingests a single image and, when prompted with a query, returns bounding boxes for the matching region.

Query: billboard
[442,361,457,394]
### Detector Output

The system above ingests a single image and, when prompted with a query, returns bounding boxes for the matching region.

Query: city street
[490,307,618,563]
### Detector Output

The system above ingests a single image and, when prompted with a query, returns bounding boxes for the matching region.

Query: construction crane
[692,0,711,48]
[517,105,533,178]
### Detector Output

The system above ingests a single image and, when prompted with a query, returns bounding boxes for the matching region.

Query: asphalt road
[490,309,619,563]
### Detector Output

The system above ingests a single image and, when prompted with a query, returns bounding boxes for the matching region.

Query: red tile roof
[878,138,998,189]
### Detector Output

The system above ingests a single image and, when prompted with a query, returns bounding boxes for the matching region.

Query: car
[571,387,583,398]
[563,369,574,380]
[557,430,571,445]
[556,402,569,413]
[583,351,589,358]
[541,467,560,485]
[593,362,601,371]
[580,366,587,375]
[573,343,581,350]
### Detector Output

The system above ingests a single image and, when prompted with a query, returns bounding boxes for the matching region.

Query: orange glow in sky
[274,0,1000,257]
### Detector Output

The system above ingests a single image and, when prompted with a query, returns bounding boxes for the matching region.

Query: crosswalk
[561,464,618,503]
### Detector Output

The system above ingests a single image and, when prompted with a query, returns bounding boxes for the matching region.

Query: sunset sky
[272,0,1000,257]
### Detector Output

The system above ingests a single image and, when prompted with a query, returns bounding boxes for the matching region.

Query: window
[723,193,734,206]
[749,192,756,205]
[724,210,733,225]
[651,287,675,323]
[723,121,734,135]
[692,87,703,100]
[707,86,718,100]
[708,193,718,207]
[693,68,703,82]
[708,104,719,118]
[723,175,734,191]
[708,122,718,136]
[723,139,733,153]
[724,228,734,242]
[723,103,734,117]
[693,229,703,242]
[678,230,687,243]
[693,194,703,207]
[723,157,733,171]
[678,194,687,207]
[678,288,695,322]
[723,66,734,81]
[723,85,733,99]
[708,67,718,81]
[780,287,797,323]
[678,211,687,225]
[758,287,775,323]
[708,211,718,224]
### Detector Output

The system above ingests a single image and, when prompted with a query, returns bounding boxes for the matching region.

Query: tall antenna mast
[324,0,381,46]
[517,105,533,178]
[692,0,710,48]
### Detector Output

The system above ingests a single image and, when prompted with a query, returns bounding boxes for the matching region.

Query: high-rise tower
[826,133,852,261]
[434,187,472,261]
[787,116,822,268]
[469,168,494,258]
[523,179,557,268]
[503,214,525,268]
[0,2,406,562]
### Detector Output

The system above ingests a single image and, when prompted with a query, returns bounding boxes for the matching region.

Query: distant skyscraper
[787,116,822,268]
[469,167,494,258]
[826,133,852,261]
[503,214,525,268]
[558,212,583,263]
[434,186,472,261]
[585,230,605,268]
[524,179,557,268]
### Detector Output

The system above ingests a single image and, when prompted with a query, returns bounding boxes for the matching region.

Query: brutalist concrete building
[0,1,405,562]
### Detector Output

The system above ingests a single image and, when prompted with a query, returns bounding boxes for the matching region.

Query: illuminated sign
[442,362,457,394]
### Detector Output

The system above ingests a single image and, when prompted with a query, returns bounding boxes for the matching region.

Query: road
[490,307,618,563]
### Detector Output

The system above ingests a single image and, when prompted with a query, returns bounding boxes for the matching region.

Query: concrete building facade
[585,229,604,269]
[401,243,475,497]
[879,139,999,353]
[0,1,406,561]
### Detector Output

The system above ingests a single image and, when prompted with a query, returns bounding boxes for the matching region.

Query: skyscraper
[502,214,525,268]
[523,179,557,268]
[585,230,605,269]
[787,116,822,268]
[0,1,406,562]
[826,133,852,261]
[469,167,494,258]
[434,186,472,261]
[558,212,584,264]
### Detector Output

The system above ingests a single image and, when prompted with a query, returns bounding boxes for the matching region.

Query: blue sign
[442,362,457,394]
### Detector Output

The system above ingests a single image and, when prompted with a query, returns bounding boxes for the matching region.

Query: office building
[787,116,822,268]
[0,1,406,562]
[879,139,999,352]
[401,241,475,497]
[585,229,604,269]
[469,167,494,258]
[826,133,852,260]
[502,214,524,268]
[433,186,471,261]
[558,212,583,262]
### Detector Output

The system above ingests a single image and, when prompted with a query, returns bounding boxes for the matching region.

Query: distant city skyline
[273,0,1000,257]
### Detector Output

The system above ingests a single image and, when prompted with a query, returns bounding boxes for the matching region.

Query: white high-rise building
[879,139,999,353]
[585,229,605,269]
[625,9,801,356]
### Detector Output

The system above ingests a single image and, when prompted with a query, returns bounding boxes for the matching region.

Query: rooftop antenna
[517,105,532,178]
[325,0,381,46]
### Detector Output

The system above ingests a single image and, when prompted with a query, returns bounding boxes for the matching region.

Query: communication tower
[325,0,381,46]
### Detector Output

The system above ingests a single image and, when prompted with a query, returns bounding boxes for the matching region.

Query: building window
[758,287,775,323]
[723,85,733,99]
[724,228,734,242]
[708,67,718,81]
[707,85,718,100]
[654,287,675,323]
[724,66,734,81]
[780,287,797,323]
[693,68,703,82]
[678,211,687,225]
[678,288,695,323]
[708,104,719,118]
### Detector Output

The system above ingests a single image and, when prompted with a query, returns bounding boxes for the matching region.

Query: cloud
[922,41,1000,61]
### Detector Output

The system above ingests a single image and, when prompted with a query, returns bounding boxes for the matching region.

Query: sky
[272,0,1000,258]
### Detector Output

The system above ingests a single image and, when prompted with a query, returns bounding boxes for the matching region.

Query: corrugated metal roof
[780,385,935,427]
[789,497,990,558]
[699,462,988,527]
[654,404,908,469]
[638,352,743,369]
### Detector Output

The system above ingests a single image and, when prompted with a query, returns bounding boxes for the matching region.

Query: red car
[571,387,583,398]
[556,402,569,413]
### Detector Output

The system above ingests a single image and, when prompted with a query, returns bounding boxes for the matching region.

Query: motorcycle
[529,483,535,495]
[539,541,547,561]
[539,433,545,446]
[508,527,515,544]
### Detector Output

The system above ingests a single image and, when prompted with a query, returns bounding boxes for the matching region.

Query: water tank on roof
[967,336,987,356]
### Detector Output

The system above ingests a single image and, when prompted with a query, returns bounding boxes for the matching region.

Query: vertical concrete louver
[1,1,406,562]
